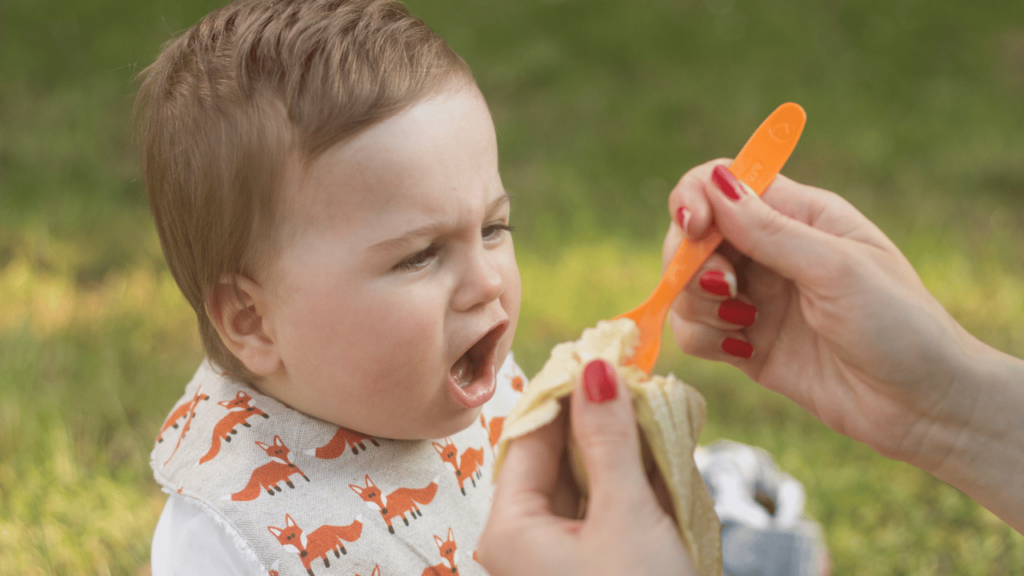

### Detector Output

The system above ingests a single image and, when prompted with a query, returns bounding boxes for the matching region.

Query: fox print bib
[151,357,525,576]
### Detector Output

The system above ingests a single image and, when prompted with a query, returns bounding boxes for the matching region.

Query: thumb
[569,359,654,512]
[706,165,842,283]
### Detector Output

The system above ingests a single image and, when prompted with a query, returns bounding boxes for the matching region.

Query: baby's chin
[402,406,486,441]
[435,405,487,439]
[339,405,484,442]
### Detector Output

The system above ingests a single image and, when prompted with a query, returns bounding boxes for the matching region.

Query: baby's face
[260,85,520,439]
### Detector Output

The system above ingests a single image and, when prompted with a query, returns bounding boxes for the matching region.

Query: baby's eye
[482,223,514,242]
[394,245,439,272]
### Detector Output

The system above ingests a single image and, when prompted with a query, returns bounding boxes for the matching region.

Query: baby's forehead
[269,136,408,253]
[276,137,388,230]
[262,87,500,273]
[281,87,495,218]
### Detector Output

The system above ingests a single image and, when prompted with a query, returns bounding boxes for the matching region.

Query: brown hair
[134,0,472,380]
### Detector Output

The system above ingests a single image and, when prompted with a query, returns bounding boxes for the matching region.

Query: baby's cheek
[502,253,523,318]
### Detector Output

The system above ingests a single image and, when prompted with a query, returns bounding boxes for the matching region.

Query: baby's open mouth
[451,321,507,388]
[447,320,508,409]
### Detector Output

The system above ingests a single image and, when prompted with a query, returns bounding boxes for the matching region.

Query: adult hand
[664,160,1024,533]
[477,359,694,576]
[666,160,977,469]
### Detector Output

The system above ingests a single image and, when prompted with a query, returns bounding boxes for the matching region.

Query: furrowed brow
[370,220,453,253]
[371,192,512,253]
[486,192,513,216]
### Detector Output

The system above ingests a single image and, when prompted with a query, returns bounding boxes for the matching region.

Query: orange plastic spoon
[618,102,807,373]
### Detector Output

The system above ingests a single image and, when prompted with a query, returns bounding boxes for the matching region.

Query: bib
[151,357,525,576]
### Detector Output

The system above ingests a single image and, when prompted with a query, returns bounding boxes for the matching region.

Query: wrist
[897,326,984,473]
[913,332,1024,531]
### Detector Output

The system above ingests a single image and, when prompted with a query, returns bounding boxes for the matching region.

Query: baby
[138,1,525,574]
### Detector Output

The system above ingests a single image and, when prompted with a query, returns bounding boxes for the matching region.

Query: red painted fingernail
[722,337,754,359]
[583,359,617,403]
[699,270,733,297]
[676,206,691,236]
[712,165,742,201]
[718,300,757,327]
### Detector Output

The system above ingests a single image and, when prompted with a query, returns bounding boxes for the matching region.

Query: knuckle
[758,207,792,239]
[819,188,846,206]
[576,423,635,459]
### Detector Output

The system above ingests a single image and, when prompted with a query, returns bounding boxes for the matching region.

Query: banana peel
[495,319,722,576]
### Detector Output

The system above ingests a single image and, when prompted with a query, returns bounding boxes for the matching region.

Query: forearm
[922,335,1024,533]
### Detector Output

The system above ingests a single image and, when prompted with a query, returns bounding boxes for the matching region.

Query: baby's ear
[208,274,281,378]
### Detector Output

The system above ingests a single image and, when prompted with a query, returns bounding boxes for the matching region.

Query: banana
[495,318,722,576]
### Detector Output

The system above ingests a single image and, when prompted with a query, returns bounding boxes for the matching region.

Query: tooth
[495,319,722,576]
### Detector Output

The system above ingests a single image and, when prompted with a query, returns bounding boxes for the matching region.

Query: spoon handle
[619,103,806,373]
[664,102,807,298]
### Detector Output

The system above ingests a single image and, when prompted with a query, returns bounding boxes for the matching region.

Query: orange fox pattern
[230,435,311,501]
[349,475,438,534]
[162,387,208,466]
[199,390,270,464]
[267,513,363,576]
[421,528,458,576]
[154,359,526,576]
[433,438,484,496]
[309,427,380,460]
[157,391,209,443]
[478,414,504,453]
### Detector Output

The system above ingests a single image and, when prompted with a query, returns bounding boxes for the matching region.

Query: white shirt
[152,495,265,576]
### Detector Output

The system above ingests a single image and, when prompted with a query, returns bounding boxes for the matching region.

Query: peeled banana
[495,318,722,576]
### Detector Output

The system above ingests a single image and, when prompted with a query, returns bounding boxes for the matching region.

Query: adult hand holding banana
[481,104,807,576]
[478,323,698,576]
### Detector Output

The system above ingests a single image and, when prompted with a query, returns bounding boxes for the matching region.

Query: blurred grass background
[2,0,1024,573]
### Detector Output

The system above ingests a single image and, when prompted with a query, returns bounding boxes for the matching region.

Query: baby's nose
[452,249,504,311]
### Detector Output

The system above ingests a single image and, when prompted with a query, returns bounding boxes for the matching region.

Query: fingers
[669,312,754,362]
[676,262,757,329]
[669,160,892,288]
[665,160,893,369]
[667,251,758,361]
[667,159,729,240]
[760,173,888,247]
[692,265,737,299]
[568,360,664,520]
[490,409,568,515]
[479,412,562,575]
[664,164,759,343]
[704,165,853,286]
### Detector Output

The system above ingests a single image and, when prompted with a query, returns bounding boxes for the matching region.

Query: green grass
[2,0,1024,574]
